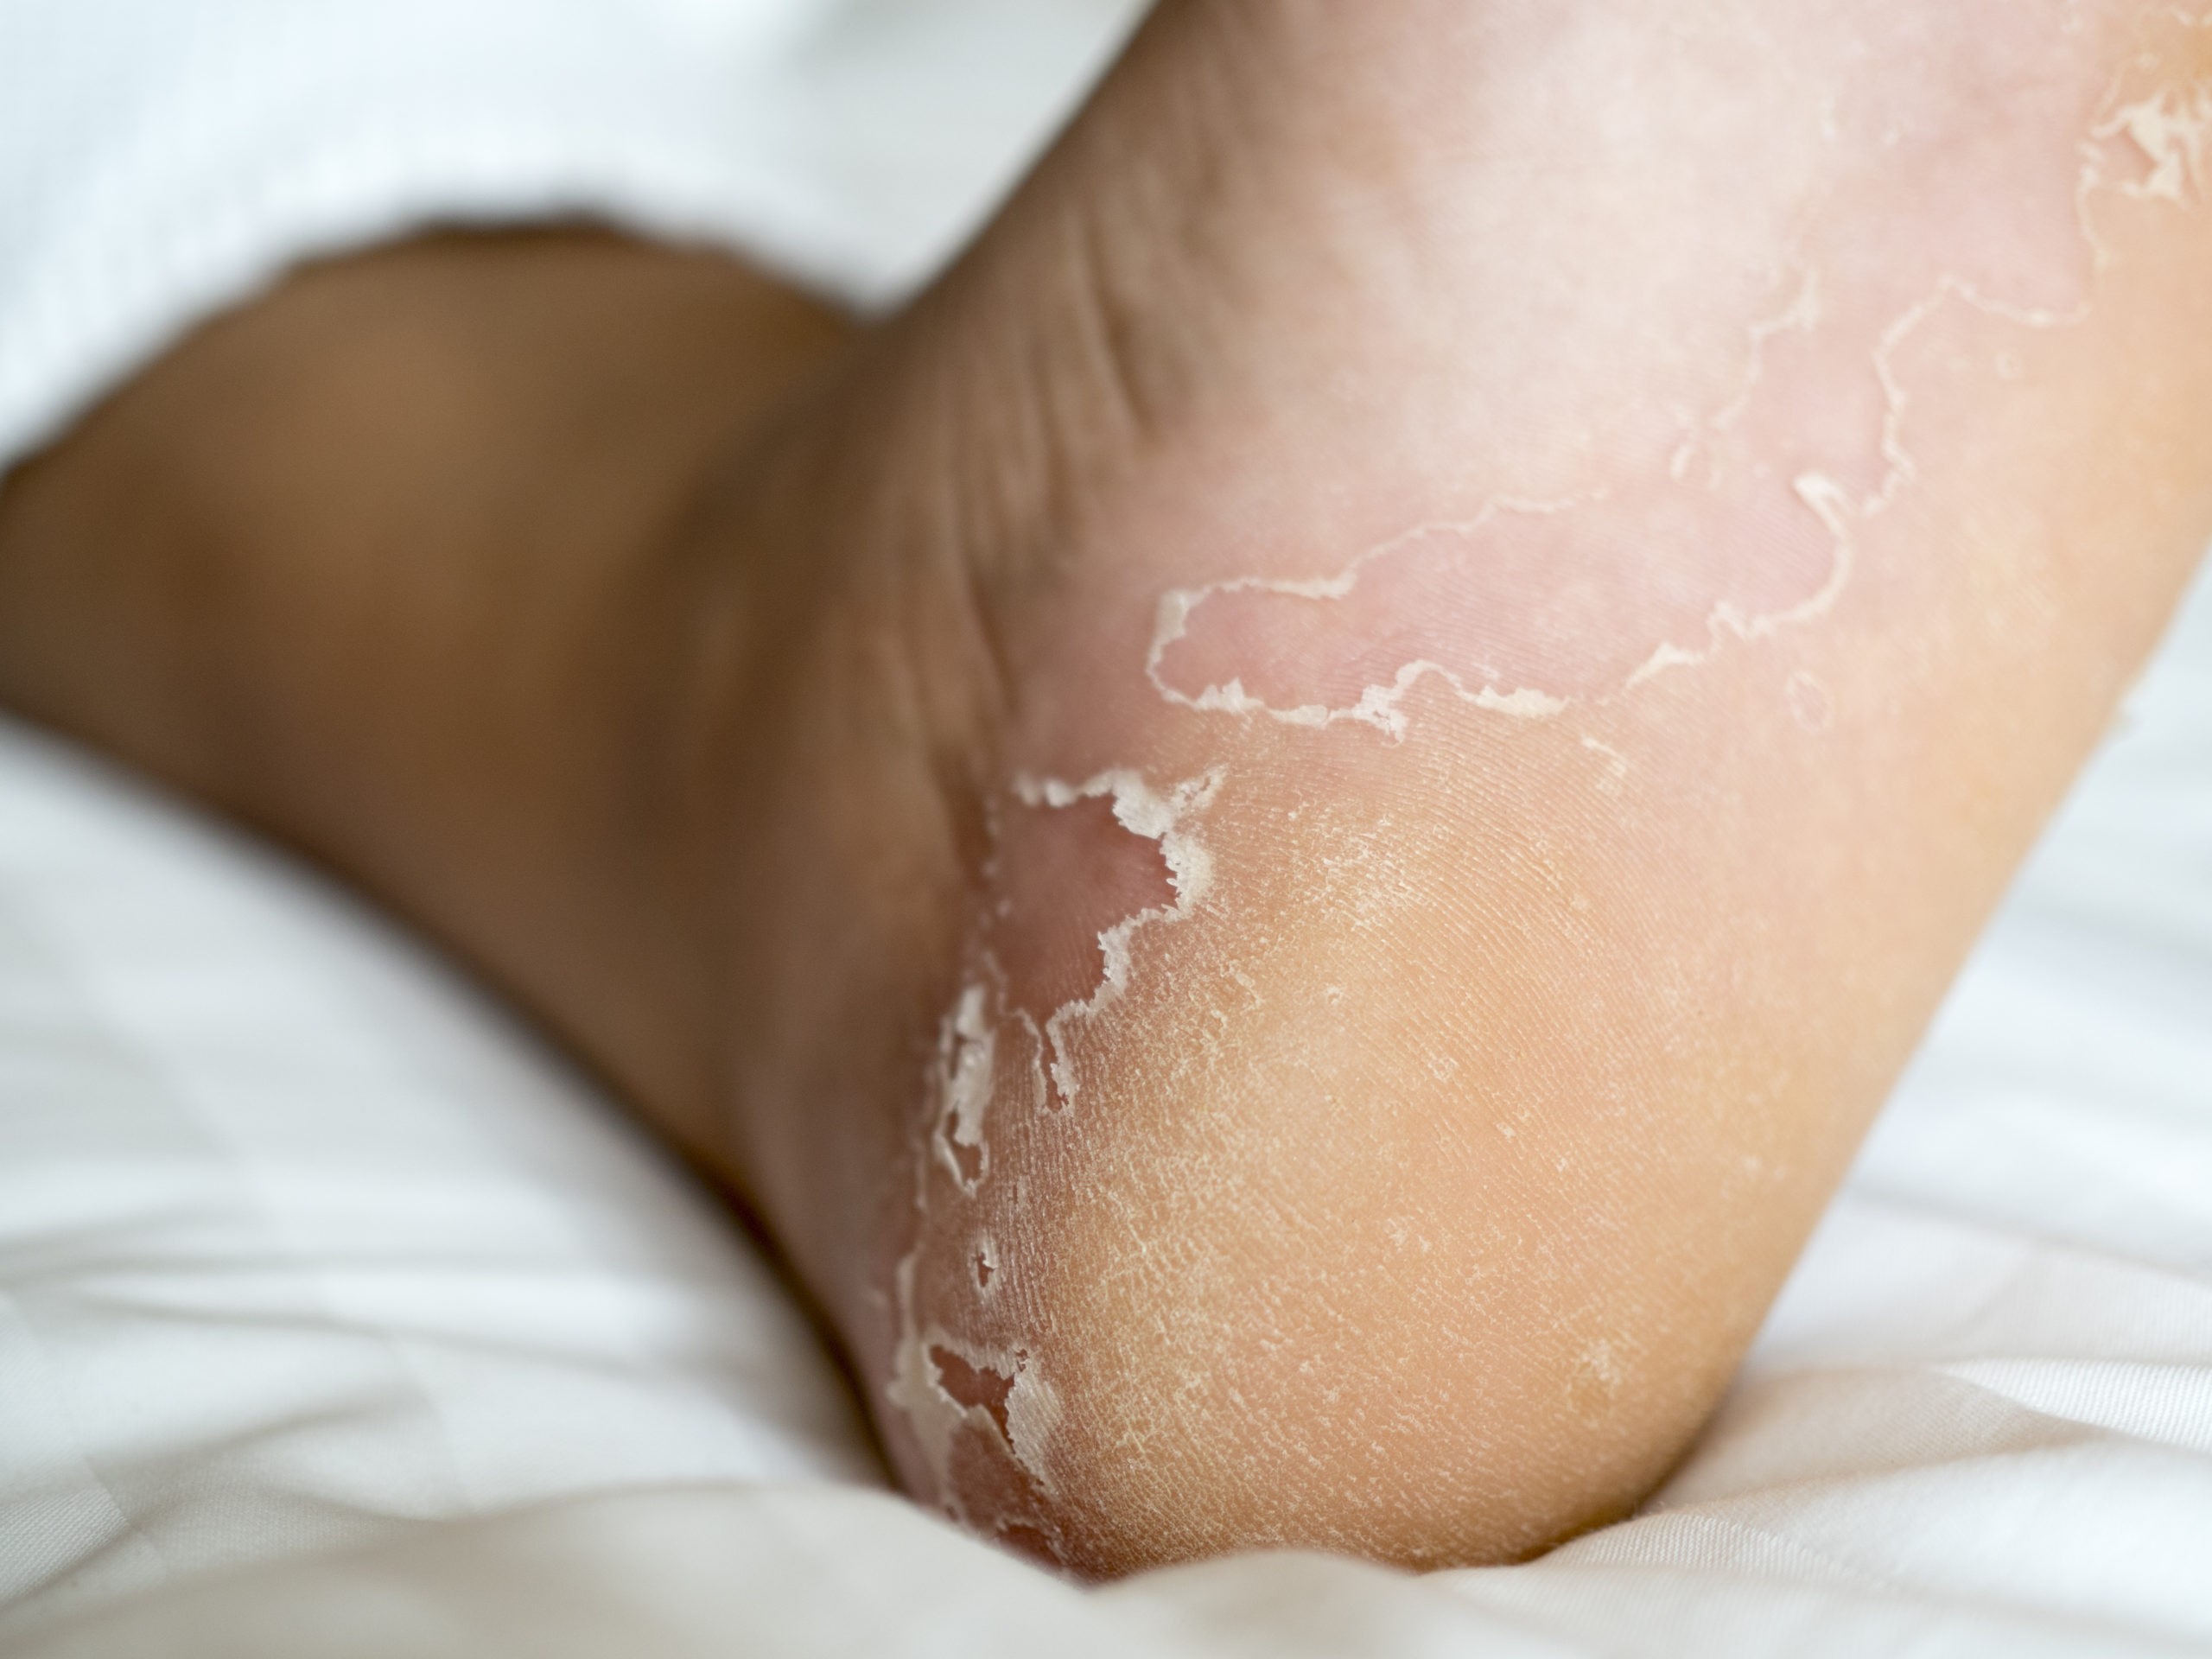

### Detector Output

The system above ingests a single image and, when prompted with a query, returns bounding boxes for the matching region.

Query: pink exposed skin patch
[1010,770,1221,1110]
[1149,484,1847,736]
[989,790,1177,1038]
[1148,4,2159,740]
[930,1344,1019,1440]
[886,768,1222,1555]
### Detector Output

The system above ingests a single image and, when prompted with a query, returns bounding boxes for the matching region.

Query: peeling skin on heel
[932,985,995,1192]
[880,6,2212,1566]
[1009,768,1222,1109]
[886,766,1223,1552]
[988,779,1178,1068]
[1149,6,2212,744]
[2092,16,2212,208]
[886,1251,1066,1548]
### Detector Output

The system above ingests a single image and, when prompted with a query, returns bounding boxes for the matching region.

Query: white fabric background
[1,1,2210,1653]
[0,0,1146,465]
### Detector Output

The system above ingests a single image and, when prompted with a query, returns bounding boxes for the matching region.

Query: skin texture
[3,0,2211,1580]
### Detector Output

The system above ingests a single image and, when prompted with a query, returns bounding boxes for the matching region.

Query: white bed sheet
[0,0,1147,464]
[1,556,2208,1657]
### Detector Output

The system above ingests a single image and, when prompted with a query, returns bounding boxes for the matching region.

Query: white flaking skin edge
[2097,80,2211,203]
[1623,473,1857,689]
[887,765,1223,1534]
[1147,31,2212,737]
[931,984,995,1193]
[1147,499,1585,742]
[1014,766,1224,1109]
[1669,266,1826,488]
[885,1253,1065,1520]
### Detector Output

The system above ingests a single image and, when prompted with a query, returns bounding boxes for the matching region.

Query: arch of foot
[881,2,2212,1574]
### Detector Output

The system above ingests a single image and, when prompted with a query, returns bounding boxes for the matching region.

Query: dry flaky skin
[878,2,2212,1575]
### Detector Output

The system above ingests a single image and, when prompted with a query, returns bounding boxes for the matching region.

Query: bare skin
[3,0,2209,1580]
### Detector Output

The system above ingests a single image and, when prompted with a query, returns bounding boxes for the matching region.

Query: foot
[6,0,2211,1581]
[696,0,2212,1573]
[685,0,2212,1574]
